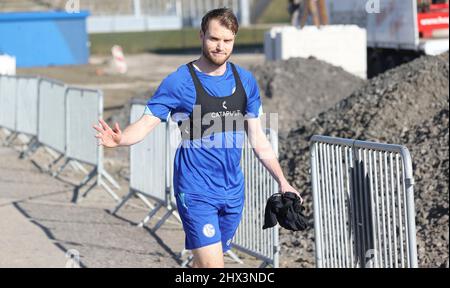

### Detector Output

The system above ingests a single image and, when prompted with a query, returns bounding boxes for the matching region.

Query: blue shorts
[175,192,244,253]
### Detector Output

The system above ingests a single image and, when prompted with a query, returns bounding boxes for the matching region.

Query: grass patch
[257,0,290,24]
[90,27,266,55]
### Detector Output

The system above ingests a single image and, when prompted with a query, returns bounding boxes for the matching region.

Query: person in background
[288,0,303,27]
[299,0,328,28]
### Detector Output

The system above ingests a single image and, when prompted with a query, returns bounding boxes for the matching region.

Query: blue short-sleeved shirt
[145,62,262,199]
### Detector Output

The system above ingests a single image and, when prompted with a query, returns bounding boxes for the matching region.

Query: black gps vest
[178,62,247,141]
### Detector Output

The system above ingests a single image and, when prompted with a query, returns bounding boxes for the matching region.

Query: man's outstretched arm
[245,117,303,202]
[93,115,161,148]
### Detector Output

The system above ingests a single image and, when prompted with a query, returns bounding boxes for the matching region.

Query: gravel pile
[277,52,449,268]
[250,57,365,134]
[399,108,449,267]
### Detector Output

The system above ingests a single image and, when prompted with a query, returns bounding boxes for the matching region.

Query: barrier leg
[52,158,70,177]
[29,146,58,172]
[137,203,162,228]
[78,167,96,189]
[74,169,120,203]
[69,160,86,174]
[136,193,155,210]
[111,190,136,215]
[73,161,89,174]
[47,153,64,173]
[98,179,121,202]
[101,170,120,189]
[179,249,190,259]
[74,180,96,204]
[152,207,176,232]
[259,261,270,268]
[43,146,59,159]
[226,250,244,265]
[112,190,156,214]
[72,167,97,203]
[4,132,17,146]
[20,138,40,159]
[181,254,194,268]
[172,211,182,223]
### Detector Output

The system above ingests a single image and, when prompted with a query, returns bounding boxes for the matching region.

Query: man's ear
[199,30,204,41]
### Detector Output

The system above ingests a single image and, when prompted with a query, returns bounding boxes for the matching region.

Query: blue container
[0,11,90,67]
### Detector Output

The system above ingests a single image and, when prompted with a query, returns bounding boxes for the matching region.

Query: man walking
[93,8,301,268]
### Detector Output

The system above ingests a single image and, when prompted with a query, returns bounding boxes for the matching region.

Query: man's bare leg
[191,242,224,268]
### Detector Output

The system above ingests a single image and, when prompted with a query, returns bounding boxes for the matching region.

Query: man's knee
[192,242,224,268]
[193,258,224,268]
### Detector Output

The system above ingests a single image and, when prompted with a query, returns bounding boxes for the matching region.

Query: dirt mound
[250,57,365,134]
[399,108,449,267]
[277,52,449,267]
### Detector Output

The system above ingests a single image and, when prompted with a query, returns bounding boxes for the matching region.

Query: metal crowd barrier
[0,76,40,147]
[32,78,67,160]
[233,128,280,268]
[112,99,180,231]
[25,78,82,174]
[310,135,418,268]
[0,75,120,203]
[15,76,39,140]
[63,87,121,202]
[0,75,17,142]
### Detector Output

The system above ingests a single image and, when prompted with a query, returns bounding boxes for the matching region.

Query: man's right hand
[93,119,122,148]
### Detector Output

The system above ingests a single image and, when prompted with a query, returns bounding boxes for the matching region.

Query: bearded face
[201,19,235,67]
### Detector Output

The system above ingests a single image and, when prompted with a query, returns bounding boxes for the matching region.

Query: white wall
[87,16,183,33]
[265,25,367,79]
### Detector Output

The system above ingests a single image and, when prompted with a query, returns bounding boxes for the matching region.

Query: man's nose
[216,41,224,50]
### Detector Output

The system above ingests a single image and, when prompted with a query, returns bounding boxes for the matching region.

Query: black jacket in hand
[263,192,309,231]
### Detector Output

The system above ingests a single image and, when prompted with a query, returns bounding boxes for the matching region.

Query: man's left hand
[279,181,303,204]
